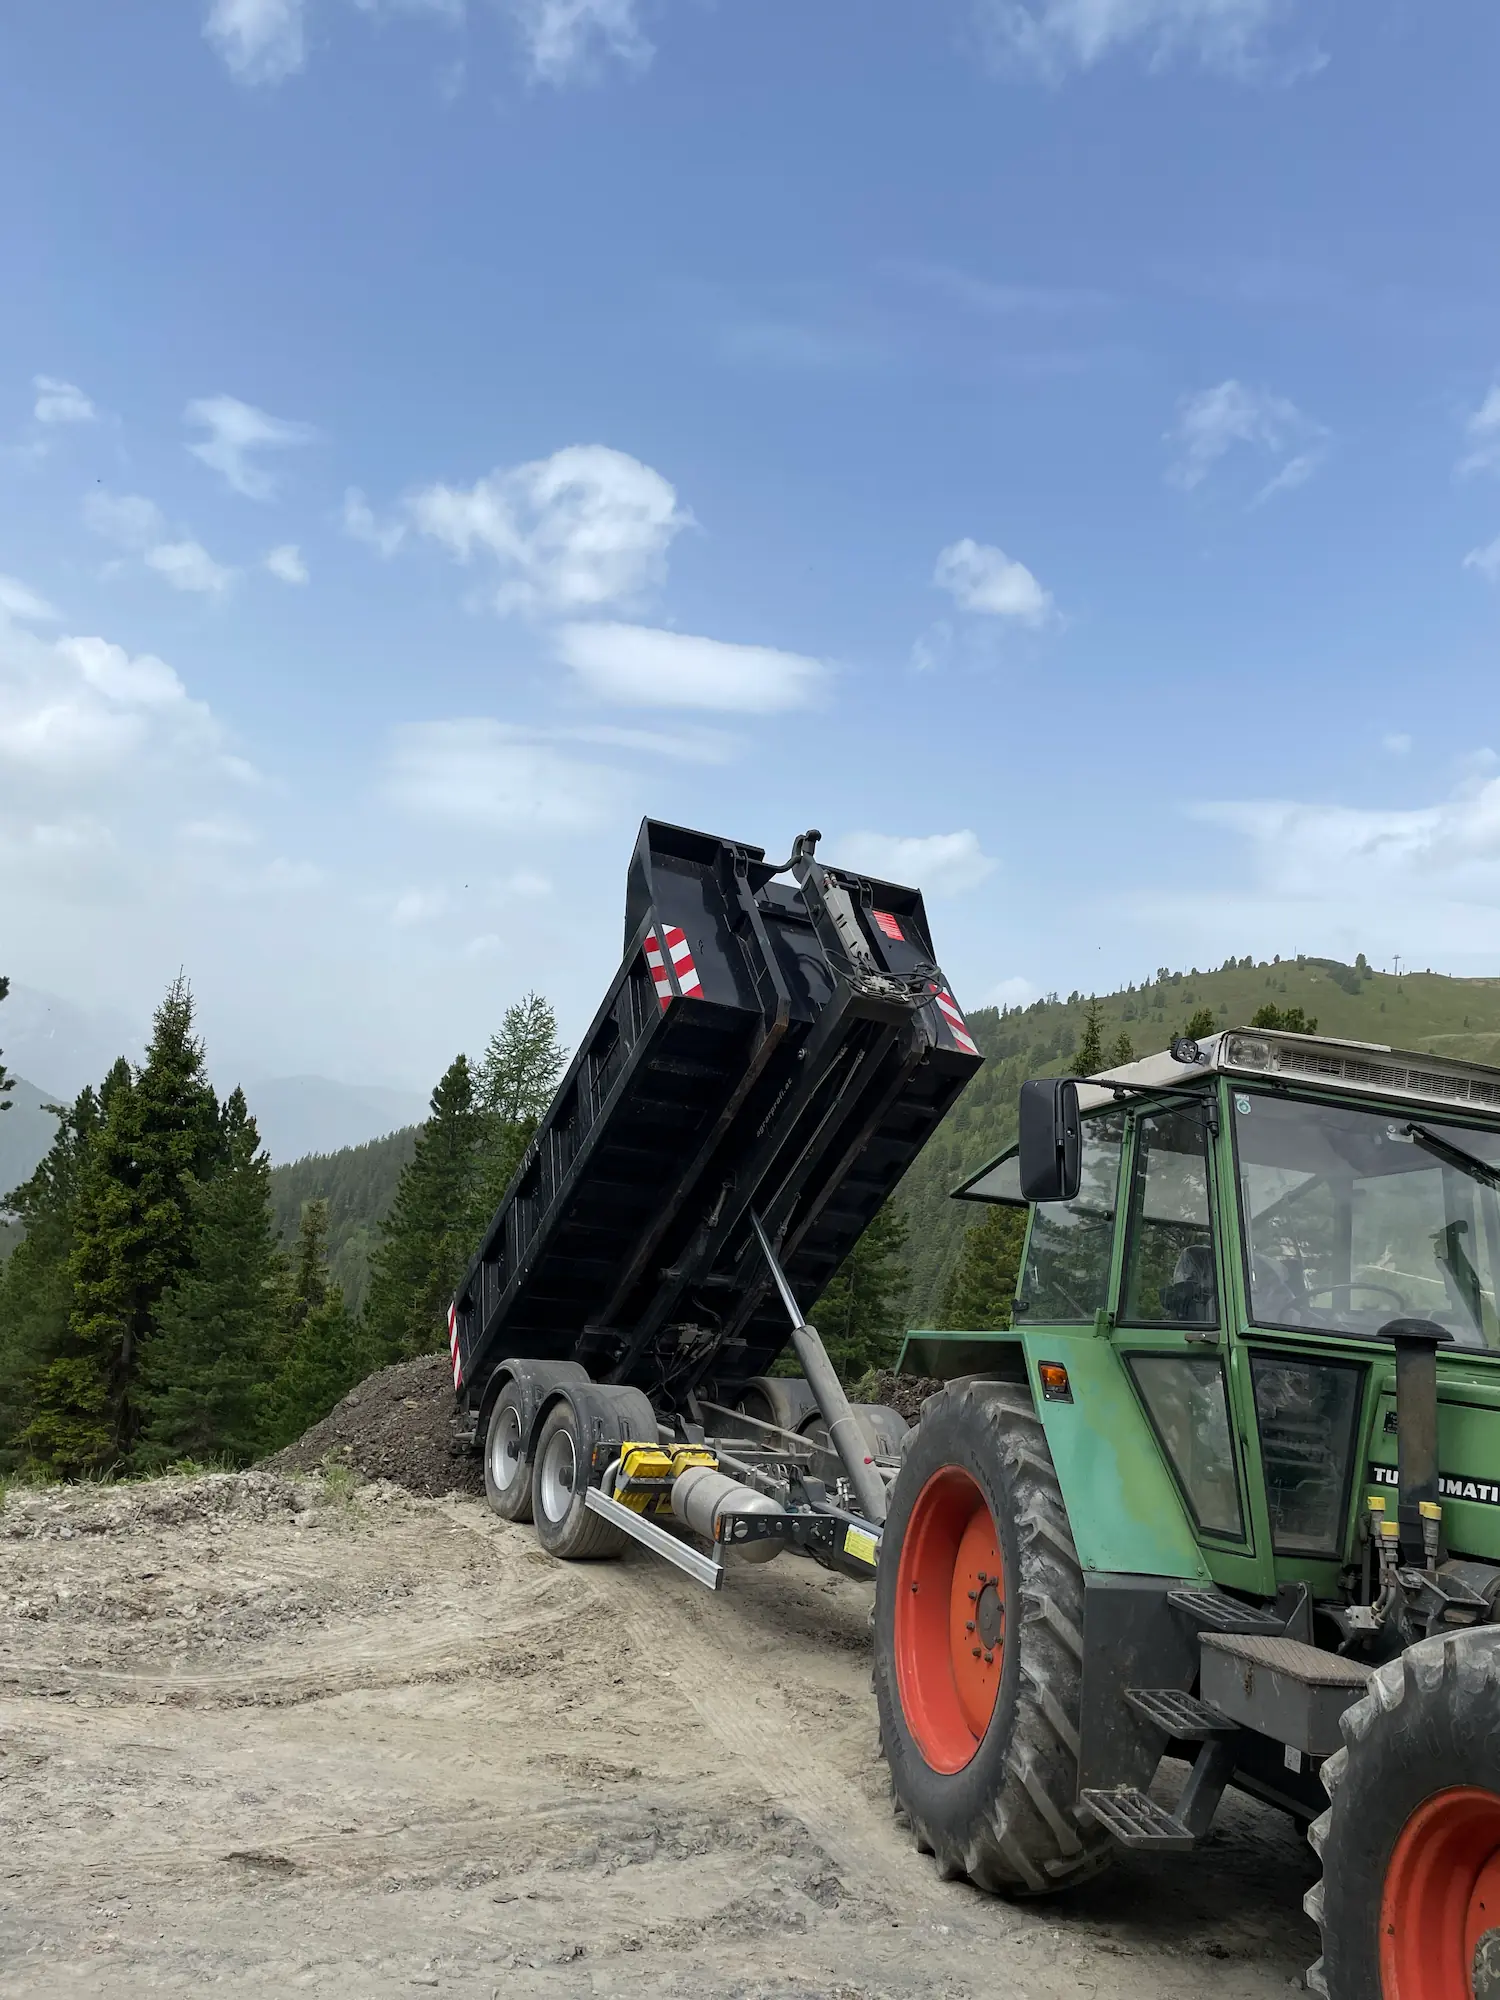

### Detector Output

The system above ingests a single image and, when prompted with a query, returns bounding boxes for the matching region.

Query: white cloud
[204,0,306,83]
[976,0,1290,77]
[411,445,686,617]
[144,541,236,596]
[1185,772,1500,957]
[343,487,406,557]
[0,614,218,786]
[83,491,235,594]
[1463,533,1500,579]
[0,576,59,623]
[385,719,627,832]
[836,829,998,897]
[185,394,314,499]
[933,538,1054,625]
[84,491,168,550]
[986,974,1041,1008]
[1460,385,1500,478]
[555,622,825,713]
[1168,378,1328,497]
[1382,732,1413,756]
[567,721,737,763]
[265,543,309,584]
[33,376,97,426]
[391,887,450,927]
[509,0,651,84]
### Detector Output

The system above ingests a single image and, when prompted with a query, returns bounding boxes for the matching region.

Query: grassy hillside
[268,1127,418,1317]
[242,954,1500,1330]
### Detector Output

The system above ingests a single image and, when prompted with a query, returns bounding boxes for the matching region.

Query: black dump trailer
[450,819,982,1427]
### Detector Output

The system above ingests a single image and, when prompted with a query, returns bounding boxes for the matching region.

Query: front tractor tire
[1306,1626,1500,1999]
[873,1380,1113,1897]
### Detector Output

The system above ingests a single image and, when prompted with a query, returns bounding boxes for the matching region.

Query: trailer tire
[531,1403,629,1561]
[483,1388,536,1522]
[1304,1626,1500,1999]
[873,1379,1112,1898]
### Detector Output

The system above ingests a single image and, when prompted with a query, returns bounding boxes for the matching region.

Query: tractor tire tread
[876,1377,1114,1899]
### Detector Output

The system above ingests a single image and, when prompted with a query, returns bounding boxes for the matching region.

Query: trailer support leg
[750,1211,889,1527]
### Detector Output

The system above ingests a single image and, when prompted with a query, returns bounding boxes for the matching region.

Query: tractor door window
[1120,1106,1218,1329]
[1017,1113,1124,1324]
[1128,1353,1244,1540]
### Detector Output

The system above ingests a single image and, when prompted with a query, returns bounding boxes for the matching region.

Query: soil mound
[855,1370,944,1425]
[263,1351,482,1499]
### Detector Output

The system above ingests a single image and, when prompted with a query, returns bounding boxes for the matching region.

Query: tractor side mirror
[1018,1079,1082,1203]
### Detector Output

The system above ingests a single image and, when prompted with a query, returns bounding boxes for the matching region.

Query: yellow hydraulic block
[614,1441,716,1514]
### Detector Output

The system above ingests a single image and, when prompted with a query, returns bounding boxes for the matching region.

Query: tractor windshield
[1232,1090,1500,1349]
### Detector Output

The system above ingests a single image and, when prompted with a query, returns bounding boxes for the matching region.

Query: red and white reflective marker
[873,910,905,942]
[448,1301,463,1390]
[643,929,674,1010]
[931,986,980,1058]
[662,925,703,997]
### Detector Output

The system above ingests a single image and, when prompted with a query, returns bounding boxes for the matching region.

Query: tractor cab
[926,1026,1500,1600]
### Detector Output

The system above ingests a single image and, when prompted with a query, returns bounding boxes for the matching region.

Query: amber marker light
[1038,1362,1072,1403]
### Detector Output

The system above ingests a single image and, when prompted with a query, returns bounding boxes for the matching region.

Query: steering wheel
[1307,1281,1409,1314]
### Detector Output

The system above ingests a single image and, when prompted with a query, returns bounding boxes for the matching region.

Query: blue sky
[3,0,1500,1097]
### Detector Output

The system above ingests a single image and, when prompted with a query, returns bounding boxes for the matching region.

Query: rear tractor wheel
[872,1379,1112,1896]
[1306,1625,1500,1998]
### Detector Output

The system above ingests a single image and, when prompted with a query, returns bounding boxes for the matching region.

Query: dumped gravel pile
[264,1351,482,1498]
[857,1370,944,1425]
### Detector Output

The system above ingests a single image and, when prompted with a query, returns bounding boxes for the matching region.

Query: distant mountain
[0,1075,68,1213]
[0,983,144,1101]
[243,1077,428,1165]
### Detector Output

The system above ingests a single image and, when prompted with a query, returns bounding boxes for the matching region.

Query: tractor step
[1199,1632,1371,1758]
[1167,1587,1286,1636]
[1125,1687,1239,1740]
[1078,1786,1194,1853]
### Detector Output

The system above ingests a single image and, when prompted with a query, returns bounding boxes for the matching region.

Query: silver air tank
[671,1464,786,1564]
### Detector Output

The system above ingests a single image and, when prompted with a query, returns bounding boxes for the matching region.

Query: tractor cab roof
[1079,1027,1500,1122]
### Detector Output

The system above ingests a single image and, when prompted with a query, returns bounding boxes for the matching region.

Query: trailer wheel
[1305,1626,1500,1998]
[530,1403,628,1561]
[873,1379,1112,1897]
[483,1388,534,1522]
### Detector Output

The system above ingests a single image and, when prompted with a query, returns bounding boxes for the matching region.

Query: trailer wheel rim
[1379,1785,1500,1998]
[489,1403,525,1497]
[894,1465,1003,1774]
[537,1424,578,1523]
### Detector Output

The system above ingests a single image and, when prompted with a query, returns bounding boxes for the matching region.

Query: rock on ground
[263,1351,482,1498]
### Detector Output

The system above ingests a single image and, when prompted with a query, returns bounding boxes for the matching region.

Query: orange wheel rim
[1380,1786,1500,1997]
[894,1465,1004,1774]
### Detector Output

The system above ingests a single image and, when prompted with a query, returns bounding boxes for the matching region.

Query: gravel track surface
[0,1469,1319,1997]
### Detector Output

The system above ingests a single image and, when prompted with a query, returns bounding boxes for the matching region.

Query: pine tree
[1180,1006,1218,1041]
[1251,1003,1318,1034]
[939,1205,1026,1331]
[1076,997,1106,1075]
[1110,1030,1135,1067]
[808,1202,911,1382]
[468,995,566,1239]
[259,1196,365,1448]
[0,1085,102,1470]
[362,1055,483,1365]
[29,981,219,1474]
[137,1090,280,1469]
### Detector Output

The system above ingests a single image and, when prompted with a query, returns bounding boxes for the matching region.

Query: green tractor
[872,1025,1500,1999]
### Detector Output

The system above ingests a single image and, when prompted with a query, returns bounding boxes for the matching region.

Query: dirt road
[1,1469,1317,1997]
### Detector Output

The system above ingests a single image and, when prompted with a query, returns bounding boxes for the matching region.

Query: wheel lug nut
[983,1651,994,1665]
[967,1589,978,1602]
[971,1647,981,1659]
[965,1620,975,1633]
